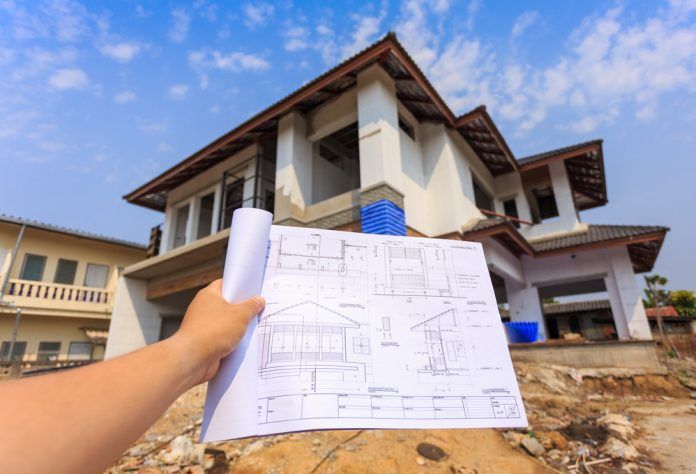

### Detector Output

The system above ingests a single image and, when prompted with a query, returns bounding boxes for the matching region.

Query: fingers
[234,296,265,322]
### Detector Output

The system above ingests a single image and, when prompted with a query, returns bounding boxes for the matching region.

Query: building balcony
[4,279,113,318]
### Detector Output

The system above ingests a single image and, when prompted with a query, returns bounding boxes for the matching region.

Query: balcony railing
[5,279,113,314]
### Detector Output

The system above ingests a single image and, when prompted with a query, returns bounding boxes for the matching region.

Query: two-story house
[0,215,145,365]
[104,33,668,358]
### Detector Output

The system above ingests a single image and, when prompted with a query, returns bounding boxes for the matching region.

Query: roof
[645,306,681,318]
[260,300,360,327]
[461,220,668,273]
[543,299,612,315]
[125,33,519,211]
[519,139,607,211]
[543,300,687,320]
[0,214,146,250]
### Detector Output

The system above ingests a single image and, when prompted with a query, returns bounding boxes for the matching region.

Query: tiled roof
[543,299,611,315]
[0,214,146,250]
[464,216,507,232]
[530,224,667,253]
[645,306,681,318]
[517,139,603,166]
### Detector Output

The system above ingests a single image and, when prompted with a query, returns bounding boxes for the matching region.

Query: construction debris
[108,356,696,473]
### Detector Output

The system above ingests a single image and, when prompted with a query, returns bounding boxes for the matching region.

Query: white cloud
[395,0,696,134]
[48,68,89,90]
[169,8,190,43]
[511,11,540,39]
[466,0,480,31]
[243,3,274,29]
[114,90,136,103]
[137,120,167,133]
[340,5,387,58]
[168,83,189,99]
[284,26,309,52]
[189,49,270,72]
[156,142,173,152]
[99,42,141,63]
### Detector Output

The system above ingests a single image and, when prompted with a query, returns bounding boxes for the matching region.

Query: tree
[669,290,696,318]
[643,274,679,358]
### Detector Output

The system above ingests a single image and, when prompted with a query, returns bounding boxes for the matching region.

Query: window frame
[37,341,61,361]
[67,341,93,360]
[0,341,27,361]
[54,258,79,285]
[83,263,110,288]
[19,253,47,281]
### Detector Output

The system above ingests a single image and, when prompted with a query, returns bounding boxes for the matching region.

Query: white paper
[202,210,527,441]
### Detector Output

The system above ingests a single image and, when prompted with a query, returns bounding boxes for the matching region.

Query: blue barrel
[504,321,539,343]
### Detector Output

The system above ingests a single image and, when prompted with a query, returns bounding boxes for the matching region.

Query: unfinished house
[105,34,668,361]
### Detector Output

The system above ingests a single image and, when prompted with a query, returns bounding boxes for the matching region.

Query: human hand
[171,279,264,387]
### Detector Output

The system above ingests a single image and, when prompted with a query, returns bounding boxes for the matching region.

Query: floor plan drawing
[257,300,372,393]
[410,308,472,385]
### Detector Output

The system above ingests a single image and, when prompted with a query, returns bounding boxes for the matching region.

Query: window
[20,254,46,281]
[533,187,559,220]
[196,192,215,239]
[503,199,520,228]
[0,341,26,361]
[472,178,494,213]
[68,342,93,360]
[37,342,61,361]
[54,259,78,285]
[398,116,415,140]
[222,178,245,229]
[84,263,109,288]
[173,204,190,248]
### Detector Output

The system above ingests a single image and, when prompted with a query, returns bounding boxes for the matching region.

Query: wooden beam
[147,266,222,300]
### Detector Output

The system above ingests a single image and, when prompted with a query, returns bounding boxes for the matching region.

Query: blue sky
[1,0,695,290]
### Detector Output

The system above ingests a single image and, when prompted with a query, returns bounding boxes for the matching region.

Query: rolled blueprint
[200,207,272,441]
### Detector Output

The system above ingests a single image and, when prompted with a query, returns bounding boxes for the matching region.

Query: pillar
[506,279,548,341]
[274,111,313,224]
[548,160,579,228]
[605,247,652,340]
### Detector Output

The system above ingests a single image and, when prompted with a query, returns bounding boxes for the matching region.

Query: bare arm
[0,280,263,474]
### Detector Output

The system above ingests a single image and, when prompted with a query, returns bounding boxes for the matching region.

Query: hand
[170,279,264,387]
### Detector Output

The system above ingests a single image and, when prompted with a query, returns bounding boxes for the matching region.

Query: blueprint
[201,209,527,441]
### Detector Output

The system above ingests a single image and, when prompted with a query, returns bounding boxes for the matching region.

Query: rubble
[108,358,696,473]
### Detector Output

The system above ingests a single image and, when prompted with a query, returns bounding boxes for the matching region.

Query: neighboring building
[0,215,145,363]
[105,33,668,358]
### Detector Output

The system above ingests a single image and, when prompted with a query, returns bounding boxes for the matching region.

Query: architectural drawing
[410,308,471,384]
[258,300,372,392]
[374,246,454,297]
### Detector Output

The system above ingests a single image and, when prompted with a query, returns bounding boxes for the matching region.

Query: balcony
[5,279,113,317]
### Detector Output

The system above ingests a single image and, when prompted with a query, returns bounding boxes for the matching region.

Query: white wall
[275,111,313,222]
[312,152,354,203]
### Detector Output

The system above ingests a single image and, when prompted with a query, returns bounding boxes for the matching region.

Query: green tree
[643,274,669,307]
[669,290,696,318]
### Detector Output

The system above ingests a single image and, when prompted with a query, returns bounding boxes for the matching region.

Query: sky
[1,0,695,290]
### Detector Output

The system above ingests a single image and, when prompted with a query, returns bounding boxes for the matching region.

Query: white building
[105,33,668,358]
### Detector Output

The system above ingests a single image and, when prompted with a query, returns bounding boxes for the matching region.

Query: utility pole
[1,224,26,374]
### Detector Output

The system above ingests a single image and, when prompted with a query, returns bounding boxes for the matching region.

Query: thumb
[233,296,265,322]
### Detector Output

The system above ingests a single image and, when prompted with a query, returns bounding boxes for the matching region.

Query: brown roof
[519,139,607,211]
[460,220,668,273]
[124,33,520,210]
[645,306,681,318]
[543,299,612,315]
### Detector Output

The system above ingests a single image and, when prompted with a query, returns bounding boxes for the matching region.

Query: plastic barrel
[504,321,539,343]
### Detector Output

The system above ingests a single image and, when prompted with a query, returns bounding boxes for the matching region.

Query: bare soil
[108,357,696,473]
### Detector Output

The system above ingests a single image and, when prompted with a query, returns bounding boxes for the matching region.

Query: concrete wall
[510,340,662,370]
[104,276,184,358]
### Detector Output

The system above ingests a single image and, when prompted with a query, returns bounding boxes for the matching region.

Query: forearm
[0,335,201,474]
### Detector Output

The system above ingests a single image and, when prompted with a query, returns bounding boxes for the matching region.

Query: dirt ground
[108,356,696,474]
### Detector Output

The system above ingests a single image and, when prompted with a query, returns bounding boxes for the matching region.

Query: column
[506,279,548,341]
[274,111,313,224]
[104,276,162,358]
[548,160,579,228]
[606,247,652,340]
